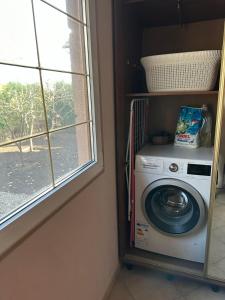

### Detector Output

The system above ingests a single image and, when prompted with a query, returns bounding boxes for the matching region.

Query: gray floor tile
[207,264,225,280]
[108,281,134,300]
[207,192,225,280]
[122,267,176,297]
[173,276,202,296]
[185,286,225,300]
[208,237,225,264]
[108,267,225,300]
[212,226,225,244]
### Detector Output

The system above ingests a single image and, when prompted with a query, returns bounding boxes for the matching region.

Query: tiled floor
[108,266,225,300]
[208,191,225,279]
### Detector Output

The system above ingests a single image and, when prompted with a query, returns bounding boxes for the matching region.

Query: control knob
[169,163,179,172]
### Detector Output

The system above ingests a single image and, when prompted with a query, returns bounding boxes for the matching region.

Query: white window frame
[0,0,103,255]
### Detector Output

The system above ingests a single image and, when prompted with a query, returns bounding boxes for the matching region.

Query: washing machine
[135,144,213,263]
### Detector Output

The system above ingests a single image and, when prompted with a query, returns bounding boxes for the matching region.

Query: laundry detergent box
[174,106,203,148]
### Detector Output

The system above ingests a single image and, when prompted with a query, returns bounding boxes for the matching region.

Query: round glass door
[143,179,205,235]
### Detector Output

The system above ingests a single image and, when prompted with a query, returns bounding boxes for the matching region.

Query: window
[0,0,102,225]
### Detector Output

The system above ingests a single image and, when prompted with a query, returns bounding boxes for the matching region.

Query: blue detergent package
[174,106,203,148]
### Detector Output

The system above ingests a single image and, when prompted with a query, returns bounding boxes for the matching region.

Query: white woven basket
[141,50,221,92]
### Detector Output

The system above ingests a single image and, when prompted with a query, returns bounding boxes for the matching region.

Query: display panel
[187,164,211,176]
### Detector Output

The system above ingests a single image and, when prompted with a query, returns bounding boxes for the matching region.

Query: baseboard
[102,264,121,300]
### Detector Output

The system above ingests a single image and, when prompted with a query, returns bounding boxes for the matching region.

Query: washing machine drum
[143,179,206,235]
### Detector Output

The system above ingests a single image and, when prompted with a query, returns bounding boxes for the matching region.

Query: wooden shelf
[122,248,225,287]
[123,248,204,277]
[123,0,225,27]
[126,90,219,97]
[124,0,144,4]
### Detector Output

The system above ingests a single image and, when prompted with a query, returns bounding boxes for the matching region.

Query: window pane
[0,65,47,145]
[0,0,38,66]
[42,71,89,130]
[34,0,86,73]
[42,0,84,22]
[0,135,53,221]
[50,124,92,183]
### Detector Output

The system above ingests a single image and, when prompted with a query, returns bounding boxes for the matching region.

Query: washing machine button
[169,163,179,172]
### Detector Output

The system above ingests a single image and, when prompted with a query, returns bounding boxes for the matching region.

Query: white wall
[0,1,118,299]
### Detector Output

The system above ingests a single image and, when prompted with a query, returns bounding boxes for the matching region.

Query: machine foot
[125,263,134,271]
[211,285,220,293]
[166,274,175,281]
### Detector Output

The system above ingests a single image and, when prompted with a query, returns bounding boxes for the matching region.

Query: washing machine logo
[143,162,161,169]
[141,159,163,173]
[136,222,149,235]
[135,223,149,248]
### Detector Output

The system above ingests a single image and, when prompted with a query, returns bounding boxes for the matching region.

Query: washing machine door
[142,179,206,235]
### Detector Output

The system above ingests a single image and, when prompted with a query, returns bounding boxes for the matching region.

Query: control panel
[136,155,212,178]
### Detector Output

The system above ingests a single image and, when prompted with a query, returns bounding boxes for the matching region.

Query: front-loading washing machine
[135,144,213,263]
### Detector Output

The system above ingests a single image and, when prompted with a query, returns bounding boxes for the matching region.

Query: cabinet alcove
[113,0,225,286]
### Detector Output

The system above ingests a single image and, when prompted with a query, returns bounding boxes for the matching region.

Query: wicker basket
[141,50,221,92]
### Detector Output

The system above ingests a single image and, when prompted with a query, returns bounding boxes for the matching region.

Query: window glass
[42,70,89,130]
[34,0,86,73]
[0,0,38,66]
[0,65,46,145]
[41,0,84,22]
[50,124,92,183]
[0,135,53,221]
[0,0,97,225]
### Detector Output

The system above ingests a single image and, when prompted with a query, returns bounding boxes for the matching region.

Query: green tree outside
[0,81,75,152]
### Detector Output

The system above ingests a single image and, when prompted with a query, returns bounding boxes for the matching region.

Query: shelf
[124,0,144,3]
[124,0,144,4]
[126,90,219,98]
[123,248,204,277]
[123,0,225,27]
